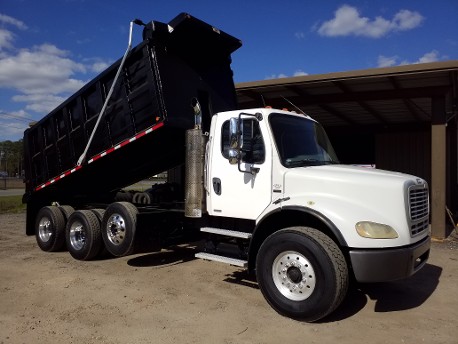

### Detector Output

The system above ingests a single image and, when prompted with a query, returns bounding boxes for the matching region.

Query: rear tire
[90,208,105,223]
[256,227,348,322]
[65,210,103,261]
[90,208,108,256]
[101,202,138,257]
[58,205,74,222]
[35,206,66,252]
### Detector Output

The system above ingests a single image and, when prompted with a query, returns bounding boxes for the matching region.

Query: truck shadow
[127,245,197,267]
[320,263,443,322]
[127,251,442,322]
[223,270,259,290]
[219,263,442,322]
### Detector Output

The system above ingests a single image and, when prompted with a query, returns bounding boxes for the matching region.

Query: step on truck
[22,13,431,322]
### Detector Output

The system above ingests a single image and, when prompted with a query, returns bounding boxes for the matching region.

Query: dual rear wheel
[35,202,138,260]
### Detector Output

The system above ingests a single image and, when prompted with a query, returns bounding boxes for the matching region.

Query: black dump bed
[23,13,241,215]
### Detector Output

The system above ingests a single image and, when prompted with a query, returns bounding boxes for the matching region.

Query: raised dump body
[23,13,241,232]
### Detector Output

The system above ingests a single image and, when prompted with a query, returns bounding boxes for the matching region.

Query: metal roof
[236,60,458,127]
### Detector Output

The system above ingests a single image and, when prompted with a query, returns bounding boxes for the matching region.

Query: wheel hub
[69,220,86,250]
[38,216,52,242]
[272,251,316,301]
[287,266,303,284]
[106,213,126,246]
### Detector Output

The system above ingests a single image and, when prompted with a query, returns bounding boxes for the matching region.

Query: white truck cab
[203,108,430,320]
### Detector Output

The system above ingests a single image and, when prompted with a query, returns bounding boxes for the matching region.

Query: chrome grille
[409,185,429,236]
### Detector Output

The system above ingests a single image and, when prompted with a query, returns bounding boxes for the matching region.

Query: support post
[431,96,447,239]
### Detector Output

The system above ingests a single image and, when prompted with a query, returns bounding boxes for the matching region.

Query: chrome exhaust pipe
[191,98,202,129]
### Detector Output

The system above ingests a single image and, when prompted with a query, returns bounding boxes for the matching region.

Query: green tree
[0,140,23,177]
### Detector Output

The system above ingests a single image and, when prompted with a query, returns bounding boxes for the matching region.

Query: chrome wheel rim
[106,213,126,246]
[272,251,316,301]
[38,216,52,242]
[69,220,85,250]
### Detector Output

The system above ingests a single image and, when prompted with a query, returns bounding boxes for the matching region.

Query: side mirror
[228,117,242,165]
[227,114,260,175]
[229,117,241,149]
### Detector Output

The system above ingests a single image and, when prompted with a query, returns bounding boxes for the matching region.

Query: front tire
[256,227,348,322]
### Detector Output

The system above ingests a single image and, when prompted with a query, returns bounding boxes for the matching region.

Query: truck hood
[286,164,422,183]
[281,165,429,248]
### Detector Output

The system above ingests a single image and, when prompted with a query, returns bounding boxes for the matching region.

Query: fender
[247,205,348,271]
[257,205,348,246]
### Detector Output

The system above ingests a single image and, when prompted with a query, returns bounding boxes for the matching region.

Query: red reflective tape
[105,147,116,154]
[35,165,83,191]
[90,155,102,163]
[154,122,164,130]
[136,131,146,139]
[35,121,163,192]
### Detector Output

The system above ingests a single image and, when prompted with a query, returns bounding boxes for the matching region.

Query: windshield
[269,113,339,167]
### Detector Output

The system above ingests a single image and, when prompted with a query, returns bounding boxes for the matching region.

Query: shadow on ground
[321,263,442,322]
[219,262,442,322]
[127,247,442,323]
[127,245,196,267]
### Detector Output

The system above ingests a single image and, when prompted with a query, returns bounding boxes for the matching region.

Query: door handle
[212,178,222,195]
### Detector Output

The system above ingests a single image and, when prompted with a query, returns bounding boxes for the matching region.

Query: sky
[1,0,457,141]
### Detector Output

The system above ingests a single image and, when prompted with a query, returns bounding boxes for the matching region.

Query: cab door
[206,112,272,220]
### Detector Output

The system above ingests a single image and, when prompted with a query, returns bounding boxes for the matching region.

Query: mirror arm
[237,161,259,175]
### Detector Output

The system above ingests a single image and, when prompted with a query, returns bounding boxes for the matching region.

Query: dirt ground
[0,212,457,344]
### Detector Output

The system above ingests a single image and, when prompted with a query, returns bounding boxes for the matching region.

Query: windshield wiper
[285,159,338,167]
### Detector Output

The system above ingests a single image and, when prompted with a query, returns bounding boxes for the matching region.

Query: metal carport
[236,60,458,239]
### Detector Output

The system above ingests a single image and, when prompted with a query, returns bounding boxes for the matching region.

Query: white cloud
[0,13,28,30]
[265,73,288,80]
[0,121,28,140]
[393,10,424,30]
[415,50,440,64]
[295,32,305,40]
[0,44,87,96]
[293,70,308,77]
[0,13,27,51]
[377,55,398,68]
[0,109,33,122]
[317,5,424,38]
[12,94,67,113]
[0,28,15,50]
[0,14,87,114]
[0,109,31,140]
[377,50,442,68]
[265,70,309,80]
[0,13,114,120]
[91,61,109,73]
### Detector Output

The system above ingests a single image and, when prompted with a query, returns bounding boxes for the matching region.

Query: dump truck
[22,13,431,322]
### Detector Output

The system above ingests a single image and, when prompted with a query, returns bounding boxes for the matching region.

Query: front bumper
[349,236,431,283]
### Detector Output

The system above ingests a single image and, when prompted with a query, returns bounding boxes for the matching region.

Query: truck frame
[23,13,431,322]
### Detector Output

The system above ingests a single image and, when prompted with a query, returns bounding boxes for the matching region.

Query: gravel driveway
[1,212,457,344]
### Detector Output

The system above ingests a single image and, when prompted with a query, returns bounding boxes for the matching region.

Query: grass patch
[0,195,26,214]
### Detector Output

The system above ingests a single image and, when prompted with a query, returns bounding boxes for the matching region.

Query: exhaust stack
[185,99,205,218]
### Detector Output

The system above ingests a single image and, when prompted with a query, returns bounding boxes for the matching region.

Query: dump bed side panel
[23,40,164,192]
[23,13,241,199]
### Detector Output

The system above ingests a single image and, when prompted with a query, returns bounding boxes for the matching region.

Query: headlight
[355,221,399,239]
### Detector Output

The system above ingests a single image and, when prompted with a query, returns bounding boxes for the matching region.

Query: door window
[221,119,265,164]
